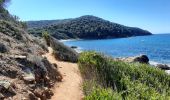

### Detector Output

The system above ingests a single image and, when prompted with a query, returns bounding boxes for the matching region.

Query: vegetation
[42,31,50,46]
[28,15,152,39]
[50,36,79,62]
[26,19,71,29]
[78,51,170,99]
[0,1,62,99]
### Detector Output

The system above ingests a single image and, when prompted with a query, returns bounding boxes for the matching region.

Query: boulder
[71,46,77,49]
[0,80,16,95]
[117,55,149,64]
[133,55,149,64]
[23,68,35,84]
[28,91,39,100]
[0,80,11,90]
[33,87,53,100]
[0,93,5,99]
[156,64,170,70]
[0,43,8,53]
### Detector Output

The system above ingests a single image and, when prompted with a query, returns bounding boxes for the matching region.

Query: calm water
[63,34,170,65]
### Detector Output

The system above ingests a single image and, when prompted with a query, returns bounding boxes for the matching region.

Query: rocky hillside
[28,15,152,39]
[0,3,62,99]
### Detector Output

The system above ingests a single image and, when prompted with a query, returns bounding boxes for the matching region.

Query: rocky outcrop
[0,80,16,99]
[133,55,149,64]
[115,55,149,64]
[0,20,62,99]
[156,64,170,70]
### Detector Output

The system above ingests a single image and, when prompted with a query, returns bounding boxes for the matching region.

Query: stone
[28,91,39,100]
[23,69,35,84]
[71,46,77,49]
[117,55,149,64]
[157,64,170,70]
[0,80,16,95]
[133,55,149,64]
[0,80,11,90]
[0,43,8,53]
[34,88,46,100]
[0,93,5,99]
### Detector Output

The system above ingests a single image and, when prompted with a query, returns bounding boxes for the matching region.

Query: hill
[27,19,71,29]
[27,15,152,39]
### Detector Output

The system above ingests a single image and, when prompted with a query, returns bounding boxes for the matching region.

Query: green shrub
[85,87,122,100]
[50,36,79,62]
[42,31,50,46]
[79,51,170,99]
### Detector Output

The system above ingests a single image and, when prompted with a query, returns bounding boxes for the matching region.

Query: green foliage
[42,31,50,46]
[79,51,170,99]
[50,36,79,62]
[0,20,24,40]
[85,87,122,100]
[27,15,152,39]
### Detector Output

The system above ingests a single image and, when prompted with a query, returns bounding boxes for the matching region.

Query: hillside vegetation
[78,51,170,99]
[0,1,62,99]
[28,15,152,39]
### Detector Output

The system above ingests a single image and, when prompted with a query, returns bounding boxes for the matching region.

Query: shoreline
[59,39,83,42]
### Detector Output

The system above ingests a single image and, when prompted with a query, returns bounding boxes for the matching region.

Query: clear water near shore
[63,34,170,65]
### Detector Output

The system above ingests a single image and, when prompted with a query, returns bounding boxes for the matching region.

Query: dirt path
[44,47,84,100]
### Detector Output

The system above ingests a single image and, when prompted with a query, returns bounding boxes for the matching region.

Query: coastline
[60,37,170,74]
[59,39,83,42]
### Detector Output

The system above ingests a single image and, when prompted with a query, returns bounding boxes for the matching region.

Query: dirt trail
[44,47,84,100]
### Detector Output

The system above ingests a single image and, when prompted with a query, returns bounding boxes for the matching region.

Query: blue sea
[63,34,170,65]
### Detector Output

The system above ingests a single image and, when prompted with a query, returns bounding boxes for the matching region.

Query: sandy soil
[44,47,84,100]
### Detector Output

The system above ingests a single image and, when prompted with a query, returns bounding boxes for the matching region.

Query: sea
[62,34,170,66]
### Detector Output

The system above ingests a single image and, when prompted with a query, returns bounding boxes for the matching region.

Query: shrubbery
[42,31,50,46]
[50,36,79,62]
[28,15,152,39]
[78,51,170,99]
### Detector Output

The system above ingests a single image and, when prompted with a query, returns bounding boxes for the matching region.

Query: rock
[13,55,27,59]
[117,55,149,64]
[8,86,17,95]
[45,88,54,99]
[28,91,39,100]
[53,63,58,68]
[34,88,46,100]
[157,64,170,70]
[33,87,54,100]
[0,80,11,90]
[71,46,77,49]
[0,93,5,99]
[0,43,9,53]
[133,55,149,64]
[0,80,16,95]
[23,68,35,83]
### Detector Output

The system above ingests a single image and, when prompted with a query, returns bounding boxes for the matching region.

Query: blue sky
[7,0,170,33]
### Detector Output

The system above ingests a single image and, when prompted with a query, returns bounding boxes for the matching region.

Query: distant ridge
[27,15,152,39]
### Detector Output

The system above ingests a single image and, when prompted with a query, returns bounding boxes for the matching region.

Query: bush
[50,36,79,62]
[78,51,170,99]
[85,87,122,100]
[42,31,50,46]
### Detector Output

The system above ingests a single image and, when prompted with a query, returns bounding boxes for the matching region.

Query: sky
[7,0,170,34]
